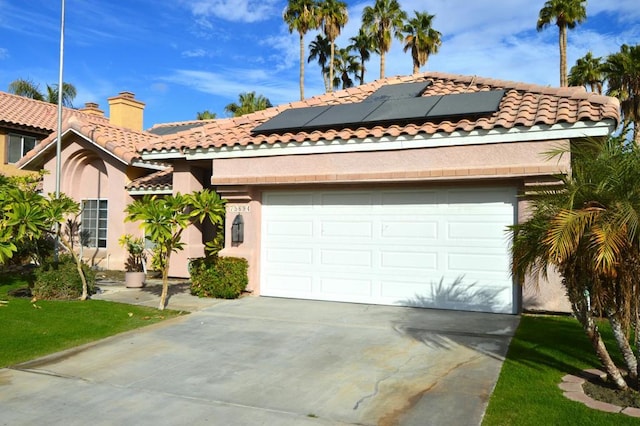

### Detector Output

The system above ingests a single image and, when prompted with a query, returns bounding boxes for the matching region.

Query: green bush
[32,255,96,300]
[189,256,248,299]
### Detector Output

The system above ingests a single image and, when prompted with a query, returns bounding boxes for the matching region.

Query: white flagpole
[54,0,65,259]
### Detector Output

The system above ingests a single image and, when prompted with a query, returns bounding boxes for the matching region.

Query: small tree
[0,176,90,299]
[124,189,225,310]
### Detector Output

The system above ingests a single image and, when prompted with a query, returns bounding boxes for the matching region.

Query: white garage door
[260,187,517,313]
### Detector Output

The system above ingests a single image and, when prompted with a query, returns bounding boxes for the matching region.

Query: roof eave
[177,120,617,161]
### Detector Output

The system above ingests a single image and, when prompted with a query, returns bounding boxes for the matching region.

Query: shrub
[32,255,96,300]
[189,256,248,299]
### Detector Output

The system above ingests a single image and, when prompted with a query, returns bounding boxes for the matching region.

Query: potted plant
[118,234,147,288]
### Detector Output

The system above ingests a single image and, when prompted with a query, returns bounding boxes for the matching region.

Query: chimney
[107,91,145,131]
[80,102,104,117]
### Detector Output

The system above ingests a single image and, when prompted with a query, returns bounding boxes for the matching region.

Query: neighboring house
[140,72,619,314]
[7,72,620,314]
[10,92,195,273]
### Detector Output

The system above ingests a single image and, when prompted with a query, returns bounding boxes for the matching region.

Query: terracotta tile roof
[126,168,173,192]
[0,91,109,132]
[139,72,620,154]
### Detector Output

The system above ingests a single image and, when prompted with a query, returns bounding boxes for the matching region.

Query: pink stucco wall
[41,135,143,271]
[216,138,573,313]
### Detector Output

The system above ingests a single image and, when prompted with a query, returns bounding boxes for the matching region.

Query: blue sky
[0,0,638,128]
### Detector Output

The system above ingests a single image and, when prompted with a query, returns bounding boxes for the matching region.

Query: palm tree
[308,34,332,92]
[333,47,361,90]
[402,11,442,75]
[349,28,375,85]
[284,0,320,101]
[224,92,272,117]
[536,0,587,87]
[568,51,604,93]
[317,0,348,93]
[362,0,407,79]
[196,110,217,120]
[8,78,77,107]
[603,44,640,144]
[511,135,640,391]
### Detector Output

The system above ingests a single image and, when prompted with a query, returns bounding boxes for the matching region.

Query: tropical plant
[224,92,272,117]
[0,177,90,300]
[511,133,640,391]
[349,27,375,85]
[124,189,225,310]
[402,11,442,75]
[196,110,217,120]
[569,51,604,93]
[332,47,361,90]
[284,0,321,100]
[362,0,407,79]
[308,34,332,92]
[8,78,77,107]
[603,44,640,144]
[118,234,146,272]
[536,0,587,87]
[317,0,348,93]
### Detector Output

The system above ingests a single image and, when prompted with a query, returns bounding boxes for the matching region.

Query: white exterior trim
[127,188,173,196]
[140,120,616,162]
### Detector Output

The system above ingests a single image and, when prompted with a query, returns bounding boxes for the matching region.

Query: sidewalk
[92,277,223,312]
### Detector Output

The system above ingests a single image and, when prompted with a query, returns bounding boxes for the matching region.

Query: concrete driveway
[1,297,518,425]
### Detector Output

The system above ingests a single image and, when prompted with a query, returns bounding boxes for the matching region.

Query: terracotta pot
[125,271,146,288]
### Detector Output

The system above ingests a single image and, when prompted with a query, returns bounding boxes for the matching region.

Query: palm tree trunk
[608,314,638,381]
[359,58,365,85]
[559,25,568,87]
[580,313,628,390]
[329,41,335,93]
[299,34,305,100]
[634,123,640,146]
[380,52,385,79]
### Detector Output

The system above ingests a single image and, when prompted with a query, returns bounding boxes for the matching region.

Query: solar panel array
[252,81,505,135]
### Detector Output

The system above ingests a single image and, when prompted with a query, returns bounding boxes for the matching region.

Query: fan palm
[603,44,640,144]
[332,47,361,90]
[224,92,272,117]
[284,0,320,101]
[402,11,442,75]
[8,78,77,107]
[568,51,603,93]
[536,0,587,87]
[511,134,640,390]
[349,28,375,85]
[308,34,332,92]
[362,0,407,79]
[317,0,348,93]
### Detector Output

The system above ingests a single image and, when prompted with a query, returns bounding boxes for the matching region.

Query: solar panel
[305,101,382,128]
[364,81,432,102]
[252,105,330,134]
[362,96,442,123]
[427,90,505,118]
[149,122,205,136]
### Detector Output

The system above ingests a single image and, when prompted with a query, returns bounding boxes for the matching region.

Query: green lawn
[0,271,184,368]
[483,315,638,426]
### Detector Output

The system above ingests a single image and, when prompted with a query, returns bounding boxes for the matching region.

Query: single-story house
[10,72,620,314]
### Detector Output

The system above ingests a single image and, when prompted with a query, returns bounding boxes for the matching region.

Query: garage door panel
[381,221,438,239]
[320,277,373,297]
[265,248,313,265]
[321,221,372,238]
[261,188,516,313]
[320,249,372,267]
[380,250,438,270]
[265,275,313,294]
[266,220,313,237]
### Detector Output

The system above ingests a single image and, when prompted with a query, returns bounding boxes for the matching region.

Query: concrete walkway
[2,290,519,425]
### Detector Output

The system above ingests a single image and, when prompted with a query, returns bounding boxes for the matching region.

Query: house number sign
[228,205,250,213]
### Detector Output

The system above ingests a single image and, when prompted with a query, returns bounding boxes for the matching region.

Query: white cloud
[0,47,8,59]
[181,0,281,23]
[182,48,209,58]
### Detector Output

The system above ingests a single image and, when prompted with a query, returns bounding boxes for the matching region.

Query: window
[81,199,108,248]
[7,133,37,164]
